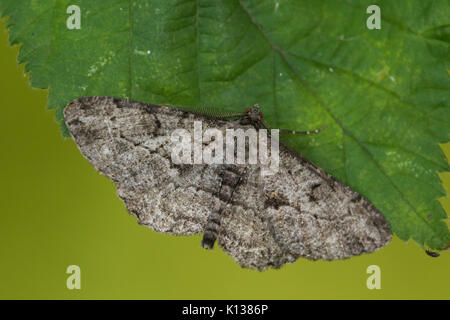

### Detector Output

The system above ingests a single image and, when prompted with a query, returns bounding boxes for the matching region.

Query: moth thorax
[245,104,263,123]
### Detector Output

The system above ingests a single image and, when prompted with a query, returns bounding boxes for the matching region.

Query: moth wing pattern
[64,96,214,235]
[215,149,391,269]
[260,150,391,261]
[64,96,391,270]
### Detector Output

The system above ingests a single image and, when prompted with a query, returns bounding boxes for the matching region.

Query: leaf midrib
[237,0,444,238]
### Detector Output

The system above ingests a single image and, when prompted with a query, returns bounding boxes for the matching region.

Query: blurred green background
[0,18,449,300]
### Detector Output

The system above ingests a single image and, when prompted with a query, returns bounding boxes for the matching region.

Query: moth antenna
[260,119,326,135]
[279,125,327,135]
[158,103,244,119]
[212,113,245,120]
[259,119,271,130]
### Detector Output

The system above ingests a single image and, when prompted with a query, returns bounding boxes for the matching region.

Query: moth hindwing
[64,96,391,270]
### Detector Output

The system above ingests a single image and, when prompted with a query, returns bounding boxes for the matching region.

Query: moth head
[244,104,263,123]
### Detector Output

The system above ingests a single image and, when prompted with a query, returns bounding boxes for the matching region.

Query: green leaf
[1,0,449,249]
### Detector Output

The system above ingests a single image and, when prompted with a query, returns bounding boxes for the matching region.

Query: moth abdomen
[217,185,233,202]
[201,166,246,250]
[201,211,222,250]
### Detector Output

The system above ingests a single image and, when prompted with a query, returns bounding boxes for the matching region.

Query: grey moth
[64,96,391,270]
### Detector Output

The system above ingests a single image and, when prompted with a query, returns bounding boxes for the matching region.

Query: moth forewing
[64,96,391,270]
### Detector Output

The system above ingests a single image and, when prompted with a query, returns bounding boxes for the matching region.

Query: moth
[64,96,391,270]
